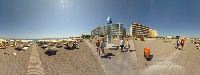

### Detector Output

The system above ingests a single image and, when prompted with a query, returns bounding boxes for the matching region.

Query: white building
[91,23,126,38]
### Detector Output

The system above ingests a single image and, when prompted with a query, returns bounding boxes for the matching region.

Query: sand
[0,46,32,75]
[38,41,105,75]
[0,38,200,75]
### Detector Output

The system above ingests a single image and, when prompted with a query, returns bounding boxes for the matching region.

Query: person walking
[120,38,125,52]
[96,40,101,56]
[176,39,181,49]
[180,38,185,50]
[100,39,106,54]
[125,39,130,52]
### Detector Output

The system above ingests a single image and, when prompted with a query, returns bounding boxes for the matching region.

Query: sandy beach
[0,46,32,75]
[0,39,200,75]
[37,41,105,75]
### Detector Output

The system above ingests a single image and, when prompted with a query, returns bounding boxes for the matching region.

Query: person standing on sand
[96,40,101,56]
[180,38,185,50]
[120,38,125,52]
[100,39,106,54]
[176,39,181,49]
[125,39,130,52]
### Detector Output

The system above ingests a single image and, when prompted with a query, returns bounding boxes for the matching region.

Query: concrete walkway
[140,50,184,75]
[27,45,45,75]
[134,39,185,75]
[86,40,139,75]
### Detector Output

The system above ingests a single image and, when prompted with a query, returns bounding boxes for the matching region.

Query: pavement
[86,39,139,75]
[134,39,200,75]
[27,44,45,75]
[0,45,32,75]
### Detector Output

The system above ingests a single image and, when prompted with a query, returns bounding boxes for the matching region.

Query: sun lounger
[23,47,29,50]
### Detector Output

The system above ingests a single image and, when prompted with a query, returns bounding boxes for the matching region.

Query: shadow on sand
[64,47,74,50]
[15,47,23,51]
[101,53,115,59]
[45,50,58,56]
[129,49,136,52]
[64,46,79,50]
[145,55,154,61]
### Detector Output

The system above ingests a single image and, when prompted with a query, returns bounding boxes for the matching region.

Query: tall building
[130,23,150,38]
[91,23,126,38]
[148,29,158,38]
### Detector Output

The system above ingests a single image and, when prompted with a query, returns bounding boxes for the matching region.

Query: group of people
[95,38,132,56]
[119,38,131,52]
[176,38,185,50]
[95,39,106,56]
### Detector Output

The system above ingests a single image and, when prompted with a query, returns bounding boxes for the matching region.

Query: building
[148,29,158,38]
[130,23,150,38]
[91,23,126,38]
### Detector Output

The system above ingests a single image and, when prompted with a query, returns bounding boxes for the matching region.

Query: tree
[81,35,91,39]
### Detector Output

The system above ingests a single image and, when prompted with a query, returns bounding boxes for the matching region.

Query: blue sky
[0,0,200,39]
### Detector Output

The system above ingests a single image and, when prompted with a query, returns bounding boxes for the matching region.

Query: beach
[0,38,200,75]
[0,45,32,75]
[37,41,105,75]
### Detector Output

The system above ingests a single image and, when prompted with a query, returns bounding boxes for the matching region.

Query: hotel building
[91,23,126,38]
[130,22,157,38]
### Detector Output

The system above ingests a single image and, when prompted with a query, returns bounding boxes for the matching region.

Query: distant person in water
[180,38,185,50]
[120,38,125,52]
[96,40,101,56]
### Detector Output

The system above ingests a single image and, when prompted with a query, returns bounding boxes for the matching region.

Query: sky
[0,0,200,39]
